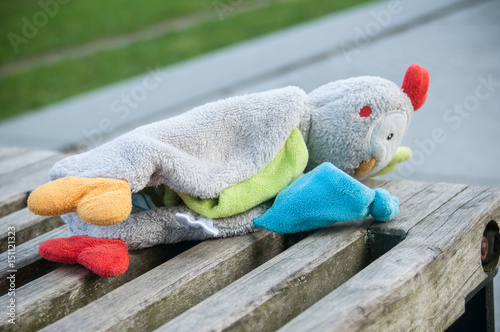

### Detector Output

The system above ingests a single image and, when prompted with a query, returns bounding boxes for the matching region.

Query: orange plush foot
[27,176,132,226]
[39,236,129,277]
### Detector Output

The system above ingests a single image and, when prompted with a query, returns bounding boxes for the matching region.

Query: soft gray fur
[65,202,270,250]
[51,87,309,198]
[306,76,413,178]
[52,76,415,247]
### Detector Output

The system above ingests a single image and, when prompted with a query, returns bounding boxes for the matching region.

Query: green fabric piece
[373,146,412,177]
[162,185,182,207]
[176,128,309,219]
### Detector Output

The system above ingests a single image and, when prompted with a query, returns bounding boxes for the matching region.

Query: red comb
[401,64,429,111]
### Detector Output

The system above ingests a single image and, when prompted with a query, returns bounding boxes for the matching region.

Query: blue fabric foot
[253,162,399,233]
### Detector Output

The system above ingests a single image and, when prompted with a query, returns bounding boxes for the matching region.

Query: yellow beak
[354,157,376,177]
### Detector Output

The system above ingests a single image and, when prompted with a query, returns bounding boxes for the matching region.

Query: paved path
[1,0,500,327]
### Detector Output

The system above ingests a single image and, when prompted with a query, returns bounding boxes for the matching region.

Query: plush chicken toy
[28,64,429,277]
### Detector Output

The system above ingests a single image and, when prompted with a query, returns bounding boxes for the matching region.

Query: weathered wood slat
[0,152,62,188]
[371,181,468,236]
[0,209,64,252]
[0,148,29,162]
[156,222,369,332]
[152,180,452,331]
[1,145,498,332]
[0,193,30,219]
[0,225,71,294]
[40,230,285,332]
[0,154,65,218]
[367,179,432,206]
[0,241,196,332]
[279,186,500,331]
[367,181,468,260]
[0,150,59,177]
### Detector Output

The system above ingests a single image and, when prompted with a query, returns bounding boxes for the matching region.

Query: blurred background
[0,0,372,121]
[1,0,499,327]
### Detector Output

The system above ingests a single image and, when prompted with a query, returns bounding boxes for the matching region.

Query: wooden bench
[1,147,499,331]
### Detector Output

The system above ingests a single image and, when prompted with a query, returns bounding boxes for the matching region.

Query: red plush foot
[39,236,129,277]
[78,242,129,277]
[39,235,101,264]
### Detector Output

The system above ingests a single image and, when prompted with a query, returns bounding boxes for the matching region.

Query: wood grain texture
[157,222,370,332]
[362,179,433,260]
[1,146,499,331]
[0,225,71,293]
[367,181,467,260]
[0,150,59,177]
[280,185,500,331]
[0,208,63,252]
[0,148,28,162]
[39,230,285,332]
[372,181,468,235]
[0,241,195,332]
[0,154,65,218]
[0,192,29,219]
[0,149,64,250]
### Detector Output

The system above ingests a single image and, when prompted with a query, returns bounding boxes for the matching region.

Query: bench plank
[39,230,285,332]
[0,241,195,332]
[155,180,472,331]
[365,179,432,206]
[0,193,31,220]
[0,154,65,218]
[1,145,498,331]
[0,225,71,293]
[280,185,500,331]
[157,223,369,332]
[0,148,28,162]
[0,209,63,252]
[0,150,59,177]
[371,181,468,236]
[367,181,468,260]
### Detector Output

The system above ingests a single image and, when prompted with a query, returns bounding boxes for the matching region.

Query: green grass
[0,0,212,64]
[0,0,373,121]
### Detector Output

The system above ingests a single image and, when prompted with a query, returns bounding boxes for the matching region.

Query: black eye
[387,133,394,140]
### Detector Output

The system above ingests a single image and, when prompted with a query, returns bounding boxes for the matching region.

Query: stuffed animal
[27,64,429,277]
